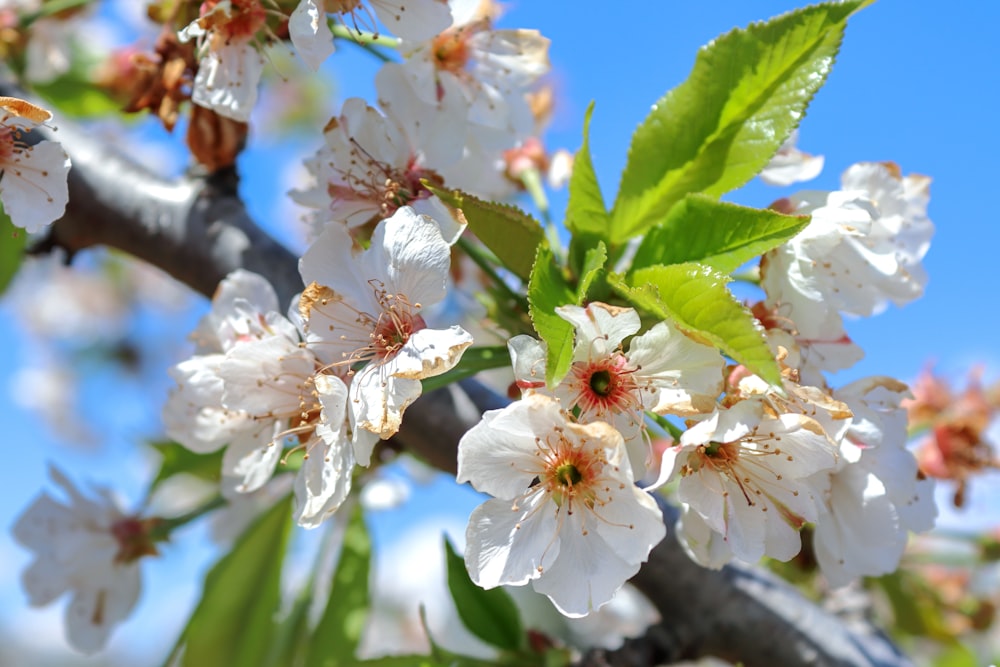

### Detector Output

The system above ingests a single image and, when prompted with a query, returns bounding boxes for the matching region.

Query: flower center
[327,139,442,223]
[569,353,641,417]
[432,28,471,74]
[0,126,18,162]
[554,462,583,487]
[538,432,607,510]
[372,307,426,359]
[111,517,161,564]
[589,369,612,396]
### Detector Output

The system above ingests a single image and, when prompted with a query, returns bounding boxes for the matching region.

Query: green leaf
[576,241,607,302]
[148,441,224,494]
[566,102,609,239]
[932,643,978,667]
[426,184,544,281]
[421,345,511,394]
[262,582,313,667]
[34,72,122,119]
[179,495,293,667]
[0,205,26,295]
[528,244,576,387]
[613,264,780,385]
[872,570,954,641]
[611,0,871,243]
[630,194,810,274]
[306,503,372,667]
[444,538,524,651]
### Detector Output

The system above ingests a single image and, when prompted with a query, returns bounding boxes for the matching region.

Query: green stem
[152,495,228,541]
[20,0,91,27]
[520,167,551,225]
[329,22,402,49]
[456,235,529,312]
[647,411,685,441]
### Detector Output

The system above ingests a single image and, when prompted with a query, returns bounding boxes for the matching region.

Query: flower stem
[152,495,228,541]
[329,23,402,49]
[647,411,685,441]
[520,167,552,225]
[20,0,90,27]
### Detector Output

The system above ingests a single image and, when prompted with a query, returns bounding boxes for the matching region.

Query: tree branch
[18,90,911,667]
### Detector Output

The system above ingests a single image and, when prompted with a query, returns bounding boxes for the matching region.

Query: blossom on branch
[163,269,359,528]
[291,96,463,242]
[509,302,724,484]
[664,399,839,566]
[812,376,937,586]
[299,206,473,453]
[0,96,70,233]
[179,0,270,121]
[457,394,666,617]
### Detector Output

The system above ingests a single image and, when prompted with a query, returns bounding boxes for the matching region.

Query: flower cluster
[7,0,957,659]
[163,206,471,527]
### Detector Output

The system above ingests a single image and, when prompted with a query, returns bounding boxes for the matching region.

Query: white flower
[12,466,150,654]
[163,270,361,527]
[812,376,937,586]
[762,161,933,322]
[179,0,269,121]
[0,97,70,233]
[163,270,293,494]
[751,299,863,388]
[509,302,724,483]
[390,0,549,154]
[298,206,473,453]
[457,394,665,617]
[759,130,824,186]
[291,97,464,242]
[664,400,838,565]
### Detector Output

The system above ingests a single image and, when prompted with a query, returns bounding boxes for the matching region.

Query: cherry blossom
[0,96,70,233]
[457,394,665,617]
[812,376,937,586]
[384,0,549,176]
[163,270,360,527]
[179,0,269,121]
[12,466,154,654]
[663,399,838,565]
[291,97,463,242]
[509,302,724,483]
[761,161,933,324]
[299,206,472,454]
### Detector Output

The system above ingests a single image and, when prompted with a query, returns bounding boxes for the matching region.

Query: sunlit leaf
[611,0,872,243]
[528,244,576,387]
[576,241,608,302]
[630,194,809,274]
[566,102,609,271]
[611,264,780,385]
[178,495,293,667]
[427,184,544,281]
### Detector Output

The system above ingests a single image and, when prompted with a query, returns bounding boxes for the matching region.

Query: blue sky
[1,0,998,662]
